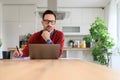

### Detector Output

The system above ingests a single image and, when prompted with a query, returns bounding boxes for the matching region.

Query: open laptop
[29,44,60,59]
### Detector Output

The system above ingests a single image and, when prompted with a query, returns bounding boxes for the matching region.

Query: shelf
[63,47,92,51]
[64,33,89,36]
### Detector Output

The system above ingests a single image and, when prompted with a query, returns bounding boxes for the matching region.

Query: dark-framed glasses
[43,19,56,25]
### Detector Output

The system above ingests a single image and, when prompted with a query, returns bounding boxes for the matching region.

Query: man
[13,10,64,58]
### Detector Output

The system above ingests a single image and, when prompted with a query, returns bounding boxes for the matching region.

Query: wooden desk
[0,60,119,80]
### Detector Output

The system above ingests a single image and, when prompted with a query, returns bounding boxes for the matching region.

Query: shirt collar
[50,29,54,36]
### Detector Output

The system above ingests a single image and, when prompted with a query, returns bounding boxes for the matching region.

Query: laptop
[29,44,60,59]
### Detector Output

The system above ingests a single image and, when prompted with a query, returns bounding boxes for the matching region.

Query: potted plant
[89,17,114,65]
[25,33,32,41]
[19,33,32,48]
[83,35,92,48]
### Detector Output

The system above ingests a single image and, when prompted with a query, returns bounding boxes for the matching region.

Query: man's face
[42,14,56,32]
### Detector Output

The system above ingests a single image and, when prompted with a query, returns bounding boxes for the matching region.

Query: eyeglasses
[43,19,56,25]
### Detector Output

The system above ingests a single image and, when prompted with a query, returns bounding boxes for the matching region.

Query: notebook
[29,44,60,59]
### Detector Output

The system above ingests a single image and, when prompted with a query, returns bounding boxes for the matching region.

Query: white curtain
[117,0,120,48]
[107,0,120,70]
[107,0,117,47]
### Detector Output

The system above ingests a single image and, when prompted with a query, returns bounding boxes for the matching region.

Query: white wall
[0,3,2,40]
[0,3,3,58]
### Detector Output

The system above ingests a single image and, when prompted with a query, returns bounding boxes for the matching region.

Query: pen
[16,46,20,54]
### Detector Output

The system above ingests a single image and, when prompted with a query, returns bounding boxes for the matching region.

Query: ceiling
[0,0,111,7]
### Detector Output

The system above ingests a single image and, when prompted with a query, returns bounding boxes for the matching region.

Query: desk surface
[0,60,119,80]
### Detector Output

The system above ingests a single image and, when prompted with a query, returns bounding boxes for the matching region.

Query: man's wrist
[18,52,23,57]
[46,39,52,44]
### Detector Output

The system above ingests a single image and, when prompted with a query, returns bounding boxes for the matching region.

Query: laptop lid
[29,44,60,59]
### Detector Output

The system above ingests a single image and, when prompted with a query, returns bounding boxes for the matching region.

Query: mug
[2,51,11,59]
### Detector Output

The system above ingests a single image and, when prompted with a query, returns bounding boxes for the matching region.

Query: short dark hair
[42,10,56,20]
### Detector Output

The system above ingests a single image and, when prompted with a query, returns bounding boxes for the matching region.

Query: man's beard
[45,26,53,32]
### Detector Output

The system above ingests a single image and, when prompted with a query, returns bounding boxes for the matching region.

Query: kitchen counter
[8,47,92,51]
[62,47,92,59]
[0,60,119,80]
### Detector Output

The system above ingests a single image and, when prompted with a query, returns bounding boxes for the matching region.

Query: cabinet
[62,26,81,35]
[61,48,93,62]
[3,4,35,49]
[60,8,104,35]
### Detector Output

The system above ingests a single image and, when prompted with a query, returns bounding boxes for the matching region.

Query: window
[117,2,120,47]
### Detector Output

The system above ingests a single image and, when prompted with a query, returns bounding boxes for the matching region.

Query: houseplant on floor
[89,17,114,65]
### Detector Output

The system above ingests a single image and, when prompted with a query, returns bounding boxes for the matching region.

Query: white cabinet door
[20,5,35,22]
[3,5,19,22]
[3,5,35,49]
[19,5,35,35]
[4,22,19,48]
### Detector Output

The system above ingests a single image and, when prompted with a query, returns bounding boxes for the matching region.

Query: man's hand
[13,49,23,57]
[41,30,51,41]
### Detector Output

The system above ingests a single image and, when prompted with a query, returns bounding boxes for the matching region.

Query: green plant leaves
[25,33,32,41]
[0,39,2,47]
[90,17,114,65]
[83,35,93,42]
